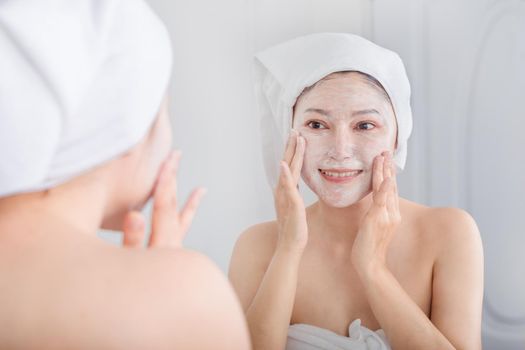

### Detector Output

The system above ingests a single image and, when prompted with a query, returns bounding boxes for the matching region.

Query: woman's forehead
[297,77,391,111]
[293,72,397,127]
[308,73,383,96]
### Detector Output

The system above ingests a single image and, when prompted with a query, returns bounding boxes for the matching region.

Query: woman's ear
[394,122,399,150]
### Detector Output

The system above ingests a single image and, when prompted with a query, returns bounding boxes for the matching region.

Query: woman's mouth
[318,168,363,183]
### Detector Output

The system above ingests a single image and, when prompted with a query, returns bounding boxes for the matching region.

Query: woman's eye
[307,121,327,129]
[357,122,375,130]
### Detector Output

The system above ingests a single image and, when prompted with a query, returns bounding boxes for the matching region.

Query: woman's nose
[329,128,353,161]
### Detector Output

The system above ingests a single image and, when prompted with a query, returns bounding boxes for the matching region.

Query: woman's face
[102,96,173,231]
[293,72,397,208]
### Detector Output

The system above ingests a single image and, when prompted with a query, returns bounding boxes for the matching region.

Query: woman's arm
[428,208,484,349]
[352,152,483,350]
[230,131,307,350]
[230,239,304,350]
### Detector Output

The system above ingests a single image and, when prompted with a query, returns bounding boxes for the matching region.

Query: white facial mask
[294,73,396,208]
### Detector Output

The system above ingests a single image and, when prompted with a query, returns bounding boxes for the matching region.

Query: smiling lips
[318,168,363,183]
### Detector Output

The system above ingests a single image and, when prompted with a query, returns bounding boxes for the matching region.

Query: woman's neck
[307,193,373,246]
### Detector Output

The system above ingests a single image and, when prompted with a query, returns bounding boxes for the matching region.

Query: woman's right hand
[121,150,207,249]
[274,130,308,253]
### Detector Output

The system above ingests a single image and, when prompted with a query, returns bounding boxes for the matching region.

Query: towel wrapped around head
[254,33,413,188]
[0,0,172,197]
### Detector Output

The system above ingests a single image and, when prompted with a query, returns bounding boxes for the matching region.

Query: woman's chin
[315,189,372,208]
[319,196,360,208]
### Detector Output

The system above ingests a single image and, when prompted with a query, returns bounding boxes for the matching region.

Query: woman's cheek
[299,133,394,208]
[359,138,385,165]
[300,133,323,181]
[359,131,394,161]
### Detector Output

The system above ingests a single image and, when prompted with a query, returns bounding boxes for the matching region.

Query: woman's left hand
[351,151,401,279]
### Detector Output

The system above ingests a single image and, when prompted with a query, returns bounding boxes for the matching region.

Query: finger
[372,155,384,193]
[179,187,208,240]
[150,153,178,247]
[385,153,400,212]
[122,211,146,248]
[373,176,393,207]
[290,135,305,183]
[383,151,392,179]
[387,185,401,224]
[171,150,182,207]
[283,130,298,165]
[382,152,395,211]
[276,160,288,194]
[281,161,295,188]
[280,161,299,197]
[386,187,396,215]
[391,162,400,213]
[154,151,177,206]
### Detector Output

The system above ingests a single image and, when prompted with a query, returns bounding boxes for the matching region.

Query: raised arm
[229,131,307,350]
[351,152,483,350]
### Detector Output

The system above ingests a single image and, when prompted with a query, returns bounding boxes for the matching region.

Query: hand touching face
[293,72,397,208]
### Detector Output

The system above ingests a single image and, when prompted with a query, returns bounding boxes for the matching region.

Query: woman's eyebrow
[304,108,381,118]
[352,108,380,116]
[304,108,332,117]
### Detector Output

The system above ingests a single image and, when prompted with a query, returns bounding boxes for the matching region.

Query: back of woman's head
[0,0,172,198]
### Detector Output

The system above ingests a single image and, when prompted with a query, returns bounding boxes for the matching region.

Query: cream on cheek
[298,122,393,208]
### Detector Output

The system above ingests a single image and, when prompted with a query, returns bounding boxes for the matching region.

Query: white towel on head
[254,33,413,188]
[0,0,172,197]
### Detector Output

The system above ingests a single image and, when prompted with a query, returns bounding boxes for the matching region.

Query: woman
[229,33,484,349]
[0,1,250,349]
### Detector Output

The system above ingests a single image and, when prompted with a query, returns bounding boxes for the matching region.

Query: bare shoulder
[233,220,279,258]
[228,220,278,311]
[111,247,251,350]
[230,220,279,275]
[0,236,250,350]
[399,197,483,256]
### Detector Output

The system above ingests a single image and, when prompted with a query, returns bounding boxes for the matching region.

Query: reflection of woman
[0,1,249,349]
[229,33,483,349]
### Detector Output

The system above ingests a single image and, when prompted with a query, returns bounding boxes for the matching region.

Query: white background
[99,0,525,348]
